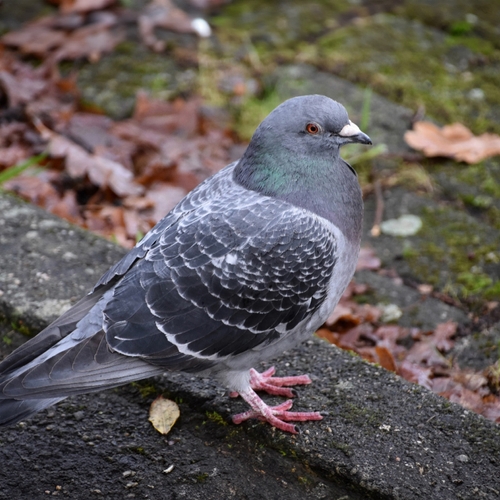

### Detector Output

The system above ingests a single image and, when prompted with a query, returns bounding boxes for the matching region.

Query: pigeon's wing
[93,162,240,292]
[104,191,337,368]
[0,209,185,379]
[0,165,240,380]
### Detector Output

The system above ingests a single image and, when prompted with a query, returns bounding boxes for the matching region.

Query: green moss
[403,205,499,301]
[195,472,209,483]
[331,440,352,456]
[130,381,160,399]
[205,410,228,426]
[232,91,283,141]
[209,0,500,140]
[76,42,196,119]
[297,476,311,485]
[340,402,383,428]
[1,335,12,346]
[127,446,146,455]
[10,319,32,337]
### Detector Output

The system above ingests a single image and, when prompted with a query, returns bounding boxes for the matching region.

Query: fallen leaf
[481,402,500,423]
[405,339,449,369]
[431,321,457,352]
[0,70,47,107]
[145,182,187,223]
[51,22,124,63]
[397,360,433,389]
[57,0,117,14]
[38,124,143,197]
[325,302,355,328]
[139,0,210,52]
[405,121,500,164]
[4,172,61,209]
[1,19,67,57]
[149,396,180,435]
[375,345,397,372]
[0,145,31,168]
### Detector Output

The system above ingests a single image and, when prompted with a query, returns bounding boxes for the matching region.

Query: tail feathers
[1,331,164,400]
[0,285,111,377]
[0,397,65,427]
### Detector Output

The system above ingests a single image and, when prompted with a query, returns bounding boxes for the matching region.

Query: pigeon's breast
[315,218,360,325]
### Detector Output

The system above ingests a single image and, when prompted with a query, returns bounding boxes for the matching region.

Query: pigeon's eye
[305,123,321,135]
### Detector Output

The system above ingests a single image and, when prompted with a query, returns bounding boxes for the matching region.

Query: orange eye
[306,123,320,135]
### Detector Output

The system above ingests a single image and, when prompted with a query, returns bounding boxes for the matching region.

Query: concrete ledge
[1,192,499,500]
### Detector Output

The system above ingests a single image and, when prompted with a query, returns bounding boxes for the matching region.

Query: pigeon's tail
[0,328,164,427]
[0,397,65,427]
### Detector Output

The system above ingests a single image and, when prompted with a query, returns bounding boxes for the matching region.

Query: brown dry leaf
[149,396,180,435]
[57,0,117,14]
[139,0,204,52]
[315,328,339,346]
[405,339,450,369]
[356,247,381,271]
[51,22,124,63]
[337,323,377,351]
[0,70,47,107]
[447,386,484,413]
[431,321,457,352]
[373,325,409,360]
[1,19,67,57]
[51,190,84,224]
[0,145,31,167]
[4,172,61,209]
[405,121,500,164]
[375,345,397,372]
[39,125,143,197]
[481,402,500,423]
[397,360,433,389]
[325,302,357,329]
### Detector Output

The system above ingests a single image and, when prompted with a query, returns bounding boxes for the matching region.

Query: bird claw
[232,398,323,434]
[231,369,322,434]
[230,366,312,399]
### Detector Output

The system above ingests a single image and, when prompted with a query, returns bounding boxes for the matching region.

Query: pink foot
[231,369,323,434]
[229,366,312,398]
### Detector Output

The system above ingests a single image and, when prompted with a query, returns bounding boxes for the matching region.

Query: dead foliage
[317,280,500,423]
[405,121,500,164]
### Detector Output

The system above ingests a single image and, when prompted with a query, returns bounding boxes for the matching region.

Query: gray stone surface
[1,192,499,500]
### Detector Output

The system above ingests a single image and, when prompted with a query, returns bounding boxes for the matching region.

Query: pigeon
[0,95,371,434]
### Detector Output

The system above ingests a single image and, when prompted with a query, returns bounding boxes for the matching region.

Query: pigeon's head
[235,95,371,198]
[234,95,369,237]
[254,94,372,152]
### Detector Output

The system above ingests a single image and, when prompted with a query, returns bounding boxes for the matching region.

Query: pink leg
[232,386,322,434]
[229,366,313,398]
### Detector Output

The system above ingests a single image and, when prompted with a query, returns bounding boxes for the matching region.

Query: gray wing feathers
[104,176,337,362]
[1,330,163,399]
[0,284,112,378]
[0,162,337,426]
[0,398,64,426]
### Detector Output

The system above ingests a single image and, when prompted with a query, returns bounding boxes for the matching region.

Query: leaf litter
[317,274,500,422]
[148,396,180,435]
[0,0,498,425]
[405,121,500,164]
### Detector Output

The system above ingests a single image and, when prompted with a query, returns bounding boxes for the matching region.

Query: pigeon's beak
[339,120,372,145]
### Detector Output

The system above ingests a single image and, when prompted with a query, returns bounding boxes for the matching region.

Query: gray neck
[233,148,363,244]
